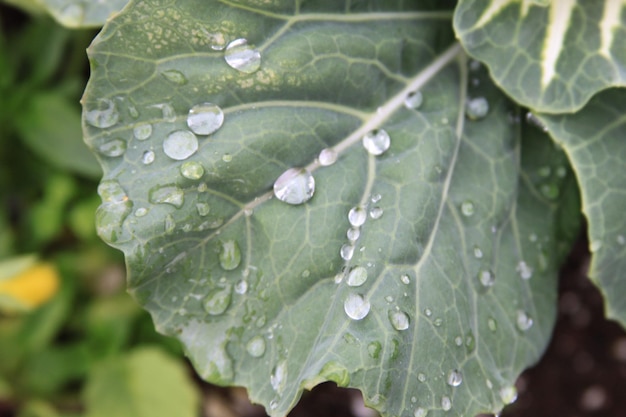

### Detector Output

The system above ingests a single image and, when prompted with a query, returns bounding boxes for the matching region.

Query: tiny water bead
[85,98,119,128]
[388,310,410,331]
[97,138,126,157]
[487,317,497,332]
[187,102,224,135]
[460,200,475,216]
[163,130,198,160]
[149,184,184,208]
[404,90,423,109]
[246,336,266,358]
[270,361,287,393]
[134,207,148,217]
[441,396,452,411]
[473,245,483,259]
[499,385,518,405]
[447,369,463,387]
[516,310,533,331]
[318,148,338,166]
[400,274,410,285]
[141,150,155,164]
[516,260,533,279]
[203,286,232,315]
[478,269,495,287]
[224,38,261,73]
[347,228,360,242]
[235,279,248,294]
[417,373,427,382]
[273,168,315,205]
[346,266,368,287]
[340,244,355,261]
[196,202,211,216]
[181,161,204,180]
[344,293,370,320]
[98,180,128,203]
[219,239,242,270]
[362,129,391,156]
[414,407,427,417]
[161,69,187,85]
[465,97,489,120]
[371,193,382,203]
[133,123,153,140]
[348,206,367,227]
[369,206,383,219]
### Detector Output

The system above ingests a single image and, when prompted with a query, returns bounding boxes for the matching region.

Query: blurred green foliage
[0,7,199,417]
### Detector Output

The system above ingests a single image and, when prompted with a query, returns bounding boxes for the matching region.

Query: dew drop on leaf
[417,373,426,382]
[163,130,198,160]
[164,214,175,234]
[499,385,518,405]
[388,310,410,331]
[181,161,205,180]
[367,341,381,359]
[149,184,184,208]
[218,239,242,271]
[488,317,497,332]
[151,103,177,122]
[478,269,495,287]
[161,69,187,85]
[98,180,128,203]
[273,168,315,205]
[196,202,211,217]
[404,91,423,109]
[340,244,355,261]
[246,336,266,358]
[460,200,475,217]
[134,207,148,217]
[203,286,232,315]
[348,206,367,227]
[369,206,383,219]
[347,228,360,242]
[318,148,338,166]
[234,279,248,294]
[414,407,427,417]
[400,274,410,285]
[473,245,483,259]
[346,266,367,287]
[319,361,350,387]
[133,123,153,140]
[270,360,287,393]
[362,129,391,156]
[465,97,489,120]
[187,103,224,135]
[516,310,533,331]
[85,98,119,128]
[516,260,533,279]
[447,369,463,387]
[344,293,370,320]
[441,396,451,411]
[97,138,126,157]
[224,38,261,73]
[141,150,155,165]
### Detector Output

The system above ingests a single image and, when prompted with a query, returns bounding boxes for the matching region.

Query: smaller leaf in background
[0,256,58,313]
[68,195,100,242]
[42,0,129,28]
[537,88,626,327]
[15,399,61,417]
[15,92,101,179]
[83,347,199,417]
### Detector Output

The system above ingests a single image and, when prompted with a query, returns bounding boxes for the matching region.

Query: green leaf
[537,88,626,326]
[83,2,578,416]
[16,92,102,179]
[26,0,130,28]
[454,0,626,113]
[83,347,199,417]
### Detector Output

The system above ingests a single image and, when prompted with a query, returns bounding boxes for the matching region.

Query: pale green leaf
[83,347,199,417]
[454,0,626,113]
[82,2,578,416]
[537,88,626,326]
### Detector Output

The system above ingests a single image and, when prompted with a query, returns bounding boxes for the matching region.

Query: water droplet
[151,103,176,122]
[97,138,126,157]
[234,280,248,294]
[224,38,261,73]
[516,310,533,331]
[400,274,410,285]
[319,361,350,387]
[362,129,391,156]
[149,184,184,208]
[222,153,232,162]
[454,336,463,346]
[499,385,518,405]
[404,91,423,109]
[164,214,175,234]
[163,130,198,160]
[203,286,232,315]
[340,244,355,261]
[348,206,367,227]
[318,148,337,166]
[369,206,383,219]
[371,194,382,204]
[187,102,224,135]
[181,161,204,180]
[269,400,278,410]
[98,181,127,203]
[161,69,187,85]
[347,227,360,242]
[465,97,489,120]
[447,369,463,387]
[488,317,497,332]
[516,260,533,279]
[141,150,155,164]
[367,341,381,359]
[133,123,152,140]
[246,336,265,357]
[417,373,426,382]
[460,200,475,216]
[85,99,119,128]
[344,293,370,320]
[346,266,367,287]
[473,245,483,259]
[433,318,443,326]
[273,168,315,205]
[134,207,148,217]
[388,310,410,331]
[441,396,451,411]
[196,202,211,216]
[478,269,495,287]
[424,308,432,317]
[219,239,241,270]
[414,407,427,417]
[270,360,287,393]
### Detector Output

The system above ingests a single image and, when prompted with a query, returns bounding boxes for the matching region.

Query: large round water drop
[163,130,198,160]
[224,38,261,73]
[187,103,224,135]
[344,293,370,320]
[273,168,315,205]
[362,129,390,156]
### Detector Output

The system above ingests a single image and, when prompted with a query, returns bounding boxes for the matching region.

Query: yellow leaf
[0,263,60,311]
